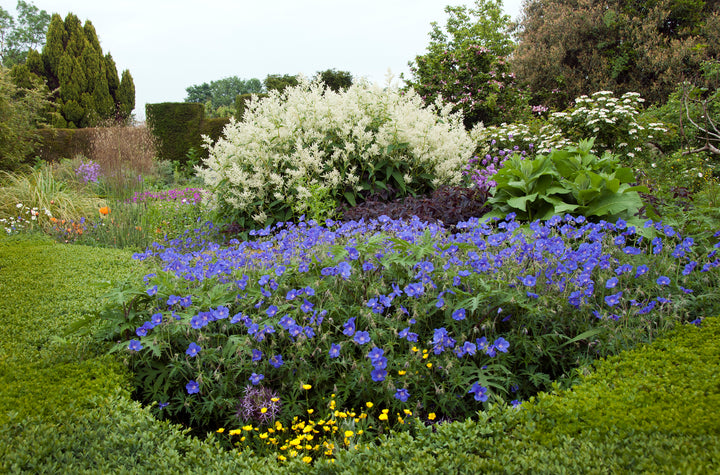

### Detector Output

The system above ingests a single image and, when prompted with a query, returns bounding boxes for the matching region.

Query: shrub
[548,91,667,159]
[483,140,648,224]
[513,0,720,109]
[198,78,473,229]
[146,102,204,163]
[0,66,49,170]
[403,0,526,128]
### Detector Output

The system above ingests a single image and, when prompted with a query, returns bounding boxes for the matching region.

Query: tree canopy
[20,12,135,127]
[0,1,50,67]
[185,76,263,109]
[403,0,526,128]
[513,0,720,109]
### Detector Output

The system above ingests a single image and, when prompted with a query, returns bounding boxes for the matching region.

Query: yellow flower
[403,409,412,416]
[307,408,314,414]
[302,383,312,390]
[278,455,286,461]
[379,413,388,421]
[344,430,354,438]
[271,397,280,402]
[426,362,433,368]
[259,433,269,439]
[411,346,419,352]
[216,428,225,433]
[260,407,268,414]
[229,429,242,436]
[428,412,437,421]
[365,401,373,408]
[242,425,253,431]
[398,370,406,376]
[303,456,313,464]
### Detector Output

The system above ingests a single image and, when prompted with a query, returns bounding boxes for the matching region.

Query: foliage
[340,185,490,229]
[403,0,526,128]
[235,92,268,120]
[95,213,719,442]
[315,69,353,93]
[483,140,648,223]
[0,1,50,67]
[645,60,720,155]
[264,74,299,93]
[146,102,204,163]
[198,78,472,230]
[185,76,263,108]
[0,65,48,170]
[513,0,720,110]
[312,316,720,473]
[24,12,135,127]
[0,164,105,232]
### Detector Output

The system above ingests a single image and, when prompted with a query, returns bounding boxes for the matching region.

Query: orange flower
[50,217,58,223]
[99,206,110,215]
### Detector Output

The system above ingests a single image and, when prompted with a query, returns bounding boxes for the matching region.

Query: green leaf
[506,193,538,212]
[343,191,356,207]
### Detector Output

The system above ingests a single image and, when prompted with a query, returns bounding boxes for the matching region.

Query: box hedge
[145,102,230,165]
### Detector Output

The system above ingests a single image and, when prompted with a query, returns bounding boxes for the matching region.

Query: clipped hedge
[31,127,96,163]
[145,102,230,164]
[146,102,204,164]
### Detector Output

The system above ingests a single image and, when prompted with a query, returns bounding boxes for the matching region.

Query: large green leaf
[585,192,643,217]
[507,192,539,212]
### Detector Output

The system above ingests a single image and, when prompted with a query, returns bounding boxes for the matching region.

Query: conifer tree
[21,11,135,127]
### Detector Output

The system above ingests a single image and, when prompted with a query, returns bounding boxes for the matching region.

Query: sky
[5,0,524,120]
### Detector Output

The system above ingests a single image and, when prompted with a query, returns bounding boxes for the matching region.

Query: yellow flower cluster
[215,394,436,464]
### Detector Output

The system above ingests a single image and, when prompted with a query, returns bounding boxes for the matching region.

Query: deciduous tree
[403,0,526,128]
[513,0,720,110]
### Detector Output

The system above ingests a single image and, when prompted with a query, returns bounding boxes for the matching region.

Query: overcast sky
[5,0,524,120]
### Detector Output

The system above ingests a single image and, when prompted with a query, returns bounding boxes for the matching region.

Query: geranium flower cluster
[118,213,720,432]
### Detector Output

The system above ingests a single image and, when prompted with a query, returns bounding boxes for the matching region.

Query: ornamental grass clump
[94,212,720,446]
[197,77,473,229]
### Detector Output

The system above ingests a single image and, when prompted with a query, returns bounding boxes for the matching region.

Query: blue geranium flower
[656,276,671,286]
[452,308,466,321]
[270,354,284,368]
[329,343,341,358]
[128,339,143,351]
[249,373,264,385]
[468,382,488,402]
[604,291,623,307]
[186,380,200,394]
[354,331,371,345]
[371,368,387,382]
[186,342,201,357]
[342,317,356,336]
[394,388,410,402]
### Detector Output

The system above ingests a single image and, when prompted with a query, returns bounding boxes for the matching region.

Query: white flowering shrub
[466,91,669,192]
[198,78,473,227]
[549,91,667,158]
